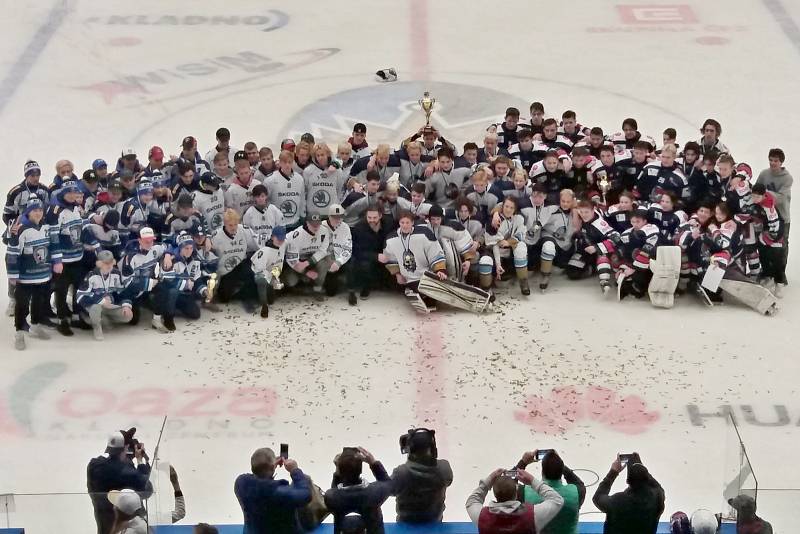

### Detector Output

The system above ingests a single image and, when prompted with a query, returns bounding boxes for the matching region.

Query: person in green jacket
[515,450,585,534]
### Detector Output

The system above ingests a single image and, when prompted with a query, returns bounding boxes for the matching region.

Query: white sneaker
[775,283,786,298]
[14,331,25,350]
[28,325,51,340]
[6,299,15,317]
[151,314,169,333]
[93,324,104,341]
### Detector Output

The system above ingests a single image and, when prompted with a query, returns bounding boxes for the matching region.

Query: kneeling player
[152,232,208,332]
[251,226,287,318]
[573,199,622,294]
[617,209,659,301]
[76,250,133,340]
[484,197,530,295]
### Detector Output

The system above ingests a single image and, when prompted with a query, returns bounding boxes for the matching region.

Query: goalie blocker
[416,270,492,314]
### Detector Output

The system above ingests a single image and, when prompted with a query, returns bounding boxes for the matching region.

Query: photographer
[87,431,153,534]
[515,450,585,534]
[465,468,564,534]
[324,447,393,534]
[390,428,453,523]
[592,453,665,534]
[234,448,311,534]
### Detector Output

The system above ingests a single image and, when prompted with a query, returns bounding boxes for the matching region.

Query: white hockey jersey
[285,224,331,269]
[210,225,258,277]
[322,220,352,266]
[383,226,446,282]
[242,204,283,247]
[224,178,262,217]
[264,171,306,228]
[251,242,287,282]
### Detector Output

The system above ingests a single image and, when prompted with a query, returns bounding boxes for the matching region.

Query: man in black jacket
[592,453,665,534]
[348,205,389,305]
[87,432,153,534]
[324,447,393,534]
[391,429,453,523]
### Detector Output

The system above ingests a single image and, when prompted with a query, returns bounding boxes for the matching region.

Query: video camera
[121,427,148,461]
[399,428,437,458]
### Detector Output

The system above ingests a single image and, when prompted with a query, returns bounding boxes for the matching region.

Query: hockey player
[6,196,58,349]
[750,184,787,295]
[538,189,580,291]
[212,151,235,185]
[532,119,574,159]
[617,208,660,300]
[604,191,636,234]
[120,179,155,245]
[530,151,572,206]
[210,209,259,305]
[465,169,500,223]
[92,179,125,219]
[193,172,225,235]
[519,184,549,265]
[398,142,430,189]
[253,147,276,183]
[641,144,690,205]
[335,143,355,186]
[458,142,480,170]
[189,224,219,312]
[559,110,588,144]
[507,129,538,173]
[171,160,199,198]
[505,169,532,200]
[426,205,476,282]
[484,197,530,295]
[647,192,682,242]
[224,155,261,216]
[293,141,313,175]
[4,160,50,227]
[526,101,546,135]
[477,132,506,164]
[264,150,306,231]
[490,107,522,150]
[610,118,642,150]
[566,147,599,202]
[119,226,173,327]
[591,145,630,205]
[343,171,381,226]
[46,179,89,336]
[75,250,133,340]
[163,193,203,244]
[349,144,402,184]
[582,127,607,159]
[242,184,282,247]
[175,136,211,177]
[151,232,206,331]
[78,169,100,213]
[322,204,352,297]
[251,225,287,318]
[425,148,471,210]
[408,182,433,222]
[487,156,515,198]
[698,119,730,157]
[142,146,166,178]
[303,143,347,217]
[719,155,753,215]
[92,159,110,187]
[403,125,457,158]
[283,213,333,301]
[382,211,448,310]
[618,141,654,200]
[349,123,371,159]
[574,199,622,294]
[205,127,238,167]
[81,209,122,268]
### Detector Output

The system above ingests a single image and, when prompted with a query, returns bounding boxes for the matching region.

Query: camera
[121,428,147,461]
[399,428,437,458]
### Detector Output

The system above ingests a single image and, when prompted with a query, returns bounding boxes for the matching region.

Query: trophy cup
[205,272,217,303]
[598,175,611,206]
[271,265,284,290]
[418,91,436,125]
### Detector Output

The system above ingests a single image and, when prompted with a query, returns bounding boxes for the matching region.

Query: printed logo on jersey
[281,81,528,149]
[312,189,331,208]
[223,255,242,272]
[211,212,223,229]
[402,250,417,273]
[280,200,298,218]
[33,245,48,264]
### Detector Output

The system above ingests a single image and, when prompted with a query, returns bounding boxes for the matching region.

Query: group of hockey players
[3,105,791,348]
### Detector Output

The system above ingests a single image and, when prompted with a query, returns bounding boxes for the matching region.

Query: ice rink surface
[1,0,800,532]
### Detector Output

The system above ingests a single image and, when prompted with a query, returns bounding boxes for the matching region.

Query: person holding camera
[465,468,564,534]
[515,450,585,534]
[87,431,153,534]
[324,447,393,534]
[390,428,453,523]
[592,453,665,534]
[234,448,312,534]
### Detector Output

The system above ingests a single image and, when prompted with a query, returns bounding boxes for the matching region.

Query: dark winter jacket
[391,455,453,523]
[86,455,152,534]
[351,220,387,263]
[234,468,312,534]
[592,467,664,534]
[325,461,393,534]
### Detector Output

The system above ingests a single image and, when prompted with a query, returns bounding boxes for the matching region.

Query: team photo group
[3,99,793,349]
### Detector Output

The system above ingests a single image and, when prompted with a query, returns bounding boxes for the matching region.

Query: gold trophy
[271,265,284,290]
[205,272,217,303]
[598,175,611,205]
[418,91,436,125]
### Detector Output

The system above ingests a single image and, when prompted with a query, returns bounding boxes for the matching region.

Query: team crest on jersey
[212,213,223,228]
[33,246,47,264]
[223,255,242,272]
[280,200,298,218]
[312,190,330,208]
[402,250,417,272]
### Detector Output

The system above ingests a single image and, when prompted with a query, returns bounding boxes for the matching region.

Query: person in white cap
[87,432,152,534]
[322,204,352,299]
[108,488,146,533]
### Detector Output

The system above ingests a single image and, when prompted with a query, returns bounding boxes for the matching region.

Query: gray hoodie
[466,477,564,532]
[757,167,792,223]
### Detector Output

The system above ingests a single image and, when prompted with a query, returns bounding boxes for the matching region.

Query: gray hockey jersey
[242,204,283,246]
[303,164,347,216]
[210,225,258,277]
[264,171,306,228]
[224,178,262,217]
[383,226,446,283]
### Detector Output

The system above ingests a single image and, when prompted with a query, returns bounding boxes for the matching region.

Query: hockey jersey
[520,203,553,245]
[579,215,621,255]
[4,180,50,226]
[620,223,660,269]
[119,242,170,297]
[323,220,353,266]
[398,159,428,188]
[45,197,84,263]
[426,167,471,209]
[82,223,122,259]
[163,212,204,244]
[285,223,331,268]
[251,241,286,282]
[303,163,347,215]
[383,225,446,282]
[242,204,283,246]
[76,267,130,308]
[210,225,258,277]
[264,170,306,228]
[540,207,578,250]
[604,204,634,234]
[224,177,262,216]
[5,217,59,284]
[646,204,682,242]
[193,187,225,234]
[160,251,206,296]
[348,154,402,184]
[429,220,476,262]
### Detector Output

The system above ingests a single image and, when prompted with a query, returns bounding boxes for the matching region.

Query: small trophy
[205,272,217,303]
[271,265,284,290]
[418,91,436,125]
[598,174,611,205]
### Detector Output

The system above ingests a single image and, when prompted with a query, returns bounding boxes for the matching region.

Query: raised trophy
[418,91,436,125]
[205,272,217,303]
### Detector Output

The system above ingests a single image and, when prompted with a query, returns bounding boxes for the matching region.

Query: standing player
[264,150,306,231]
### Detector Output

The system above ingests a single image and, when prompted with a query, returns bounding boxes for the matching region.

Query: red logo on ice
[617,5,697,24]
[514,385,659,435]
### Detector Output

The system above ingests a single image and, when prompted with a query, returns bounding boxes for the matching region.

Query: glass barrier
[721,411,757,519]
